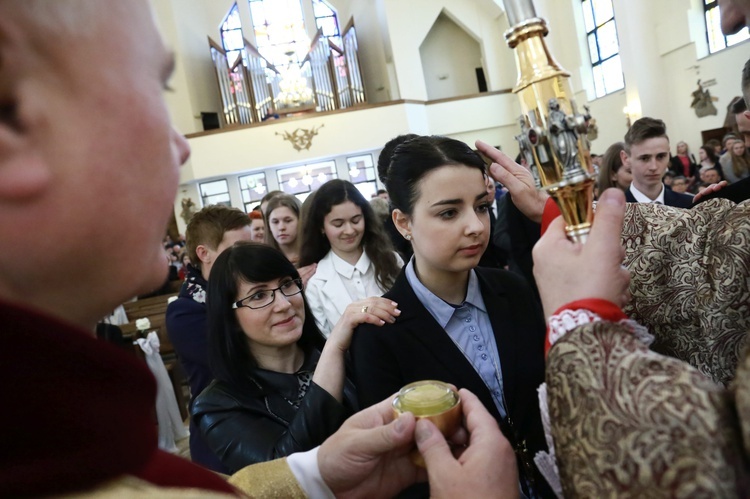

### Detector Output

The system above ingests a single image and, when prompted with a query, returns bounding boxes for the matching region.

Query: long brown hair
[730,142,750,178]
[596,142,626,194]
[299,179,400,291]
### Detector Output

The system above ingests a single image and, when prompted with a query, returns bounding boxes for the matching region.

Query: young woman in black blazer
[350,135,553,498]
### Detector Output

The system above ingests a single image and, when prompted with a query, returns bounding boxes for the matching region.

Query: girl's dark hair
[377,134,420,184]
[207,242,325,390]
[700,145,719,165]
[384,135,487,215]
[299,179,400,290]
[596,141,626,193]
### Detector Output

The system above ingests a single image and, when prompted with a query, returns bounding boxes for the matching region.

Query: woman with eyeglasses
[191,242,398,473]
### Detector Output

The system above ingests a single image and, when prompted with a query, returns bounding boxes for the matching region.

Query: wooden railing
[207,18,366,130]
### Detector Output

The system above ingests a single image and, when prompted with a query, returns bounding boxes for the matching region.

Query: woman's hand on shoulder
[328,297,401,351]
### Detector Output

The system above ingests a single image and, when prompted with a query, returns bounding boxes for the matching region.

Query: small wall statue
[180,197,197,225]
[691,80,718,118]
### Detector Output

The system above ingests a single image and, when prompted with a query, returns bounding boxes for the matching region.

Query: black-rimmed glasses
[232,278,303,310]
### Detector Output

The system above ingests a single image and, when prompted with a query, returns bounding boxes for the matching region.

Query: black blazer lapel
[625,188,637,203]
[385,271,502,420]
[664,188,693,209]
[475,269,519,413]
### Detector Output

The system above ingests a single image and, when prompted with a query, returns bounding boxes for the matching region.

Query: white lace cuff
[548,309,601,347]
[548,310,654,348]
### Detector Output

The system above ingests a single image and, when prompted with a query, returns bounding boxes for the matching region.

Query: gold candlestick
[504,5,595,242]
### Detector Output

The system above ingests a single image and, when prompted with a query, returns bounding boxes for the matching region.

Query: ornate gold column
[503,1,595,242]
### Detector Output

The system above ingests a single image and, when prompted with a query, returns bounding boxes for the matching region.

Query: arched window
[248,0,308,68]
[312,0,341,47]
[221,3,245,65]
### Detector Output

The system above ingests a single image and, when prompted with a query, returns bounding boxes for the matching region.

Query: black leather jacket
[191,349,357,473]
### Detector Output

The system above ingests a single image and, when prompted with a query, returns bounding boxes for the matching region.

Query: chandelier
[276,51,314,109]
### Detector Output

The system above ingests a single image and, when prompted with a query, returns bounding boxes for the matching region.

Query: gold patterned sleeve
[228,458,307,498]
[546,321,747,497]
[622,199,750,385]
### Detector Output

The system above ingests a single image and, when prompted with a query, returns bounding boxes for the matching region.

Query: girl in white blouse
[299,180,403,337]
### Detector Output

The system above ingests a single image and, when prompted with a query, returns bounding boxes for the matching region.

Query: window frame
[581,0,624,99]
[238,172,269,212]
[703,0,750,54]
[312,0,341,47]
[199,179,232,207]
[346,154,378,200]
[276,160,338,204]
[221,3,245,66]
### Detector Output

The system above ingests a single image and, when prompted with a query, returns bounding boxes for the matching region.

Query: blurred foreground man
[0,1,520,497]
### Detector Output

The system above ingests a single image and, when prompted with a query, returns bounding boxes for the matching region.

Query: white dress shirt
[305,249,404,337]
[629,183,665,204]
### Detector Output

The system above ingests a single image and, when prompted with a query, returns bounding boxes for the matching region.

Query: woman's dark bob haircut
[207,242,325,390]
[384,135,487,215]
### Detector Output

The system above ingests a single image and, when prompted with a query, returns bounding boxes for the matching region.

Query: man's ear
[195,245,212,265]
[392,209,411,238]
[619,149,629,165]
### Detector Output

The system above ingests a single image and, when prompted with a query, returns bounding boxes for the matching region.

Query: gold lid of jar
[393,380,459,417]
[392,381,462,467]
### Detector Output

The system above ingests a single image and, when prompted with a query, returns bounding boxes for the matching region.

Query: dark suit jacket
[351,267,552,498]
[693,176,750,206]
[625,186,694,208]
[493,194,541,301]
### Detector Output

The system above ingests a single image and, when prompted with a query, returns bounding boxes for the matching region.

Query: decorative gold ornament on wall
[276,124,325,151]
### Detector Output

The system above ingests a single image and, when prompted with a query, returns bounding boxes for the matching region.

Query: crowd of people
[4,0,750,497]
[592,121,746,203]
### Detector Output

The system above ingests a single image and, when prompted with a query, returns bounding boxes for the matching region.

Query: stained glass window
[581,0,624,98]
[221,4,245,66]
[248,0,308,68]
[312,0,341,47]
[704,0,749,54]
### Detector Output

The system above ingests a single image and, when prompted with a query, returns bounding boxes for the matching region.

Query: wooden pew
[123,293,178,323]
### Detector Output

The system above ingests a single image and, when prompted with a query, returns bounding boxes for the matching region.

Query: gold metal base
[544,175,595,242]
